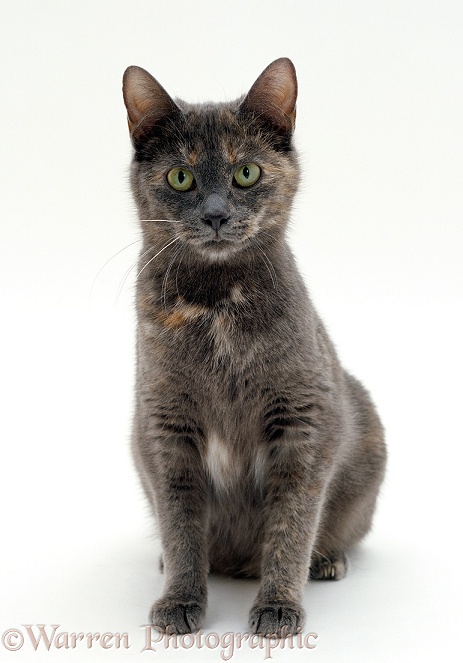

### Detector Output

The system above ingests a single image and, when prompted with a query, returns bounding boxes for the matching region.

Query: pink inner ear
[242,58,297,130]
[123,66,176,132]
[269,69,297,117]
[126,82,152,124]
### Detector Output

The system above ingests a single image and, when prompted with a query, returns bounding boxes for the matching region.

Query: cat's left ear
[239,58,297,135]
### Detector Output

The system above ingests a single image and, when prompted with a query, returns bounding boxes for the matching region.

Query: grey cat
[122,57,386,637]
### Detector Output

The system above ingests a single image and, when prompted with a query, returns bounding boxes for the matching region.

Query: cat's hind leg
[311,374,386,579]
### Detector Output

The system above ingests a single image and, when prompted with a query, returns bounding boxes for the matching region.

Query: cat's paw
[249,601,304,637]
[309,551,348,580]
[150,597,205,634]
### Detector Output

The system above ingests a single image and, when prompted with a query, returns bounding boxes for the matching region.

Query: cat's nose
[201,193,230,231]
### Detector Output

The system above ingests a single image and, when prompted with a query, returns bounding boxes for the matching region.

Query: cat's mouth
[204,235,227,245]
[193,234,242,262]
[183,220,259,261]
[199,227,234,247]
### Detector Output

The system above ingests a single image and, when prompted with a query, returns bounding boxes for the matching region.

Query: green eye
[167,167,195,191]
[233,163,261,188]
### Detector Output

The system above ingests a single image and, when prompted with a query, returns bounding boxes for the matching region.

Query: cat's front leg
[141,424,209,634]
[249,433,327,637]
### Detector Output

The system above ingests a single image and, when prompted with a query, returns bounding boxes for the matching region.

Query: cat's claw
[249,602,304,637]
[150,598,205,634]
[310,551,348,580]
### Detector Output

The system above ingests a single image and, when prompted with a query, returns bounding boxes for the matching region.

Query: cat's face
[123,59,299,262]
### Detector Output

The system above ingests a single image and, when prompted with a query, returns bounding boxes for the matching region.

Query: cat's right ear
[123,66,179,143]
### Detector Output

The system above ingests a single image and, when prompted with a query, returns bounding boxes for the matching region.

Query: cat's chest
[204,432,267,497]
[152,289,259,360]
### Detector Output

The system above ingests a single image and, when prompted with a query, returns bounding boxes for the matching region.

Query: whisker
[254,239,278,289]
[161,244,183,308]
[136,236,181,279]
[116,243,159,303]
[258,228,285,247]
[143,219,182,223]
[175,245,187,296]
[89,238,142,303]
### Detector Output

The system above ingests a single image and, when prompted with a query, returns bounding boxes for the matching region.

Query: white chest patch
[205,433,268,495]
[205,433,238,492]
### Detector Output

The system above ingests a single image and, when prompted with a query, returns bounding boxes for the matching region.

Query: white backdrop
[1,1,462,661]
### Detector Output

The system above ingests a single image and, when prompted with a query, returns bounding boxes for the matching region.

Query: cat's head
[123,58,299,262]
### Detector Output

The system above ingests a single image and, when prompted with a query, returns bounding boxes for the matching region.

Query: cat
[122,57,386,638]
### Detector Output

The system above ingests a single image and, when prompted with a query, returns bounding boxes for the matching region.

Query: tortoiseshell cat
[122,58,386,637]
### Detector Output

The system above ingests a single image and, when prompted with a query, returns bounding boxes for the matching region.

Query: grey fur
[122,58,386,637]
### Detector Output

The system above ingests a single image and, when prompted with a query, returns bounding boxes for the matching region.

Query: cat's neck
[139,234,293,310]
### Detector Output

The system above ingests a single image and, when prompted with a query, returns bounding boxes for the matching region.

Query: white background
[1,1,462,661]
